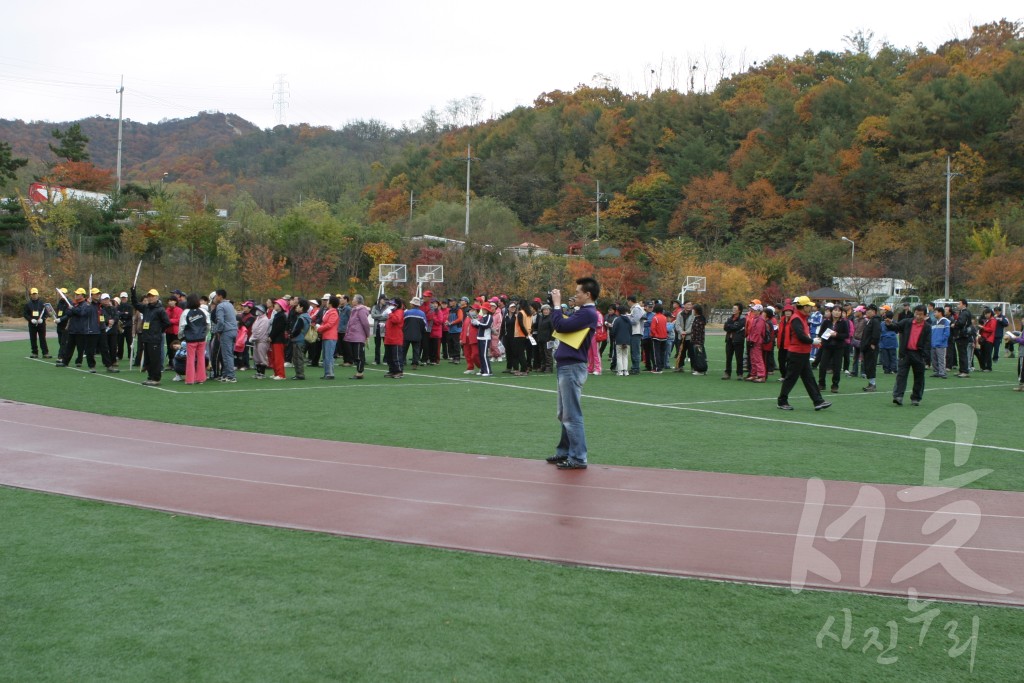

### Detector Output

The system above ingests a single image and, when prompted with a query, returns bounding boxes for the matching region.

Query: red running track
[1,401,1022,607]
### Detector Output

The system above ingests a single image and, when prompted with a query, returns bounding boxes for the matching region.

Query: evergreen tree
[0,140,28,182]
[49,123,90,162]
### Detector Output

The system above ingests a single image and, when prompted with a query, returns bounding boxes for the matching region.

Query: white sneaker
[271,376,284,381]
[172,375,182,382]
[284,362,293,368]
[463,370,476,374]
[479,373,492,377]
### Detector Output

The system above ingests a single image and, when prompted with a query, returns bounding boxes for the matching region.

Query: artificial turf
[1,336,1022,492]
[3,334,1023,681]
[2,486,1021,682]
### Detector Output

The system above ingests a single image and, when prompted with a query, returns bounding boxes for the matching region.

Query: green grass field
[2,335,1023,681]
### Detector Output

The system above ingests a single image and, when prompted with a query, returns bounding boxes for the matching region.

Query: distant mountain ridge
[0,112,261,180]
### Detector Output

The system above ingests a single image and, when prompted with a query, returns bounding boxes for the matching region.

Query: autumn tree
[241,243,289,297]
[45,161,114,192]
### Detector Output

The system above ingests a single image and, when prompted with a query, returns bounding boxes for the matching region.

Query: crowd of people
[20,286,1020,399]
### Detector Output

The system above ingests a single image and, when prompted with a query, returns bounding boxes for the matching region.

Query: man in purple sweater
[546,277,600,470]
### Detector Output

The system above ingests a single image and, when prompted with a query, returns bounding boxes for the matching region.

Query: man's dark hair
[914,304,927,313]
[577,277,600,301]
[617,304,628,315]
[329,295,340,308]
[960,298,969,307]
[215,289,227,299]
[186,293,201,310]
[653,303,664,314]
[627,295,637,303]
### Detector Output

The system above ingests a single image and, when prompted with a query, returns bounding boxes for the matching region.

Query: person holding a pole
[131,286,171,386]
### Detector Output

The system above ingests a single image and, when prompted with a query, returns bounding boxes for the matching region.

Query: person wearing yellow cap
[23,287,52,359]
[57,287,100,371]
[777,295,831,412]
[131,285,172,385]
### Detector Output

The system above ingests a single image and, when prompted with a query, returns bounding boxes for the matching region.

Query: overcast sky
[2,2,1020,130]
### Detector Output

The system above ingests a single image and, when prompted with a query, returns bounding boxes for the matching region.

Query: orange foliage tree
[241,244,289,298]
[45,161,114,192]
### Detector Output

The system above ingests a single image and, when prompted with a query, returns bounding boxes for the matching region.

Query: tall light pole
[462,144,478,238]
[115,76,124,192]
[943,155,962,300]
[840,236,855,263]
[590,180,604,243]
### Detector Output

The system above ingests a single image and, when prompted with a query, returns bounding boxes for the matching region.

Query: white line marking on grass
[406,369,1024,456]
[657,381,1019,406]
[204,381,460,395]
[28,357,178,393]
[7,446,1024,556]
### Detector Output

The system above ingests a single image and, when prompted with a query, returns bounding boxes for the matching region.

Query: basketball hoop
[679,276,706,304]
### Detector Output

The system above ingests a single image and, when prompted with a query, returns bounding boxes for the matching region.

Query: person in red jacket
[427,300,446,365]
[164,299,183,369]
[461,303,480,373]
[384,298,405,378]
[648,304,668,373]
[777,296,831,411]
[745,302,767,382]
[976,308,997,372]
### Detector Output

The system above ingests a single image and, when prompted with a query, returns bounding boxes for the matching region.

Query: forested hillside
[2,20,1023,305]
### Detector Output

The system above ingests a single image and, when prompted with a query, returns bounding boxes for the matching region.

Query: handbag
[304,324,318,344]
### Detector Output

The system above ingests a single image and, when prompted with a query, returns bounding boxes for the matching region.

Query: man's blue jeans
[220,331,237,379]
[555,362,589,464]
[322,339,337,377]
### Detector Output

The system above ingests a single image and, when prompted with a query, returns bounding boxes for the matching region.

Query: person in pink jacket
[488,297,503,360]
[343,294,372,379]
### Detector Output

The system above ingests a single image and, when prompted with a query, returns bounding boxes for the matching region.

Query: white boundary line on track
[5,444,1023,557]
[2,417,1023,522]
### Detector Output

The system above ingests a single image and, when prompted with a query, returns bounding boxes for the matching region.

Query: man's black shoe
[777,404,794,411]
[911,400,920,406]
[893,398,903,406]
[546,454,568,464]
[556,459,588,470]
[814,401,832,411]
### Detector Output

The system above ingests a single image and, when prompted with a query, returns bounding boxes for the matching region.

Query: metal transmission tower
[273,74,290,126]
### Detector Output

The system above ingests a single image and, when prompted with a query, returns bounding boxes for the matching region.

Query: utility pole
[409,189,417,225]
[943,155,962,300]
[590,181,605,242]
[115,76,124,192]
[462,144,478,237]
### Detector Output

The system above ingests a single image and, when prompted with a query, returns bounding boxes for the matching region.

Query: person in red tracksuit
[745,303,767,382]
